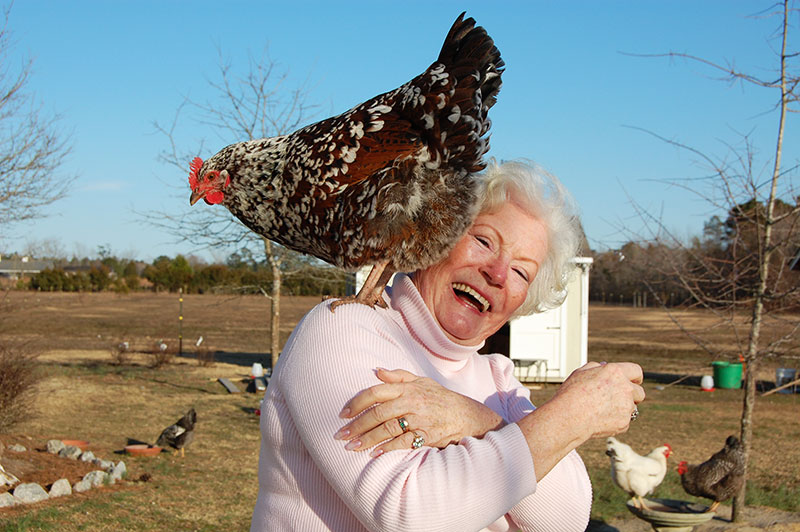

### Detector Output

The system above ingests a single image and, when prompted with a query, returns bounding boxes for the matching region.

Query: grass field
[0,291,798,531]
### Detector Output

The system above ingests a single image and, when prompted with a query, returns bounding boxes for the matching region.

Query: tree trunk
[271,263,281,370]
[733,2,789,520]
[734,332,760,520]
[261,237,283,371]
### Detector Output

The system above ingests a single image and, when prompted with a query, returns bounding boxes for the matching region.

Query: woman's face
[413,202,549,346]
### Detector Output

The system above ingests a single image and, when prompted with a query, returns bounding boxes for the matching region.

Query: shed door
[509,305,565,376]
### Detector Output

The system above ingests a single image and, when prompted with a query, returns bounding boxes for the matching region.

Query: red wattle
[206,191,224,204]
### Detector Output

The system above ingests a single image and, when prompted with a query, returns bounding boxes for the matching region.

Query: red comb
[189,157,204,189]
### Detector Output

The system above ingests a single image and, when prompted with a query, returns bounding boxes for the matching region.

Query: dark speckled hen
[156,408,196,458]
[188,12,504,309]
[678,435,745,513]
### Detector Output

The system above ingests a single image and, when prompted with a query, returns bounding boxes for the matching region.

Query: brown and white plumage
[678,435,745,512]
[156,408,196,457]
[188,13,504,308]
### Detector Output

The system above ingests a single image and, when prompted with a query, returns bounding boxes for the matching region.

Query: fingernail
[339,407,350,418]
[370,448,384,458]
[333,428,350,440]
[345,439,361,451]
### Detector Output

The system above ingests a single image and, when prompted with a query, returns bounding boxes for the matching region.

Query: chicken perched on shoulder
[156,408,197,458]
[678,435,745,513]
[606,437,672,510]
[188,12,504,310]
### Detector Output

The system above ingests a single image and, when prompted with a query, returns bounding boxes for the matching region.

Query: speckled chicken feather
[190,12,503,282]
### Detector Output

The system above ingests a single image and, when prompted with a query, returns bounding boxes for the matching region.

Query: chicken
[606,437,672,510]
[678,435,745,513]
[156,408,196,457]
[0,461,19,488]
[188,12,504,310]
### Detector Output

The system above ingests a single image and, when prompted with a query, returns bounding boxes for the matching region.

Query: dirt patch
[1,436,100,494]
[0,291,320,355]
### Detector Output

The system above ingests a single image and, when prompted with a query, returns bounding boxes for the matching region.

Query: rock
[13,482,49,504]
[73,478,92,493]
[80,450,96,462]
[0,492,16,507]
[46,439,65,454]
[58,445,82,460]
[49,478,72,498]
[109,461,127,482]
[84,470,108,488]
[94,458,114,470]
[8,444,26,452]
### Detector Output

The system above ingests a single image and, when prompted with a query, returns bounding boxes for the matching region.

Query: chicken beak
[189,190,204,206]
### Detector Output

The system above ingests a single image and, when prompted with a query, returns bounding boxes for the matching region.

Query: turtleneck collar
[386,273,484,361]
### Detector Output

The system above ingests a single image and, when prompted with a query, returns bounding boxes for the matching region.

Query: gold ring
[398,417,409,433]
[411,431,424,450]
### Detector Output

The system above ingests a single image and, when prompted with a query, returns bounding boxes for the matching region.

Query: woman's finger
[632,383,646,404]
[337,400,409,442]
[339,382,404,418]
[369,429,430,458]
[343,415,416,452]
[375,367,423,384]
[614,362,644,384]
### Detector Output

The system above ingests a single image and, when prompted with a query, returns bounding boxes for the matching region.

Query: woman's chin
[438,308,488,345]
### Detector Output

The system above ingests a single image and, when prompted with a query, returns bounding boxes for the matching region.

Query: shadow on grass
[585,519,621,531]
[176,350,271,370]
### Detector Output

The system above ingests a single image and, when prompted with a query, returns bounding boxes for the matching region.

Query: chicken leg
[330,262,395,312]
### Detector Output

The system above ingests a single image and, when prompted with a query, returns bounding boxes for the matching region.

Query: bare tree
[628,1,798,520]
[0,6,73,232]
[149,46,319,368]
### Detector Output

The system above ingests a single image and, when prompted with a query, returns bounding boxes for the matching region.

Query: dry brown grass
[0,293,797,530]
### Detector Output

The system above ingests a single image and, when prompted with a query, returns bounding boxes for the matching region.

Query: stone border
[0,440,127,508]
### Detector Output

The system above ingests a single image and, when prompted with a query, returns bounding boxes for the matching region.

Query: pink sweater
[251,274,592,532]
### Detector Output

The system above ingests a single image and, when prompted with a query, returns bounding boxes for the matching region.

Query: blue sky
[4,1,798,262]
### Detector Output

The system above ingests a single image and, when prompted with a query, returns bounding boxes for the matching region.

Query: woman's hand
[553,361,645,440]
[516,361,645,480]
[334,368,504,457]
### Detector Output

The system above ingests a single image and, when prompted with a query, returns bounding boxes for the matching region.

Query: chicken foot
[330,262,395,312]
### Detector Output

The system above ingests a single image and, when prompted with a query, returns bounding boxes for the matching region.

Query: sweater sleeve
[277,303,537,532]
[487,355,593,532]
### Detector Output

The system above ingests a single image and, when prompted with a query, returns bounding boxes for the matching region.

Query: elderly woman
[251,160,644,532]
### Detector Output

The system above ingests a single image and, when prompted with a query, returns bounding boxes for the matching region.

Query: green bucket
[712,361,743,389]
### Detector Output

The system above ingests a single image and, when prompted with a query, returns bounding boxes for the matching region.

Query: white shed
[501,257,592,383]
[350,257,592,383]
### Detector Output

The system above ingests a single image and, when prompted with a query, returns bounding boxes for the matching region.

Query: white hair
[479,159,582,318]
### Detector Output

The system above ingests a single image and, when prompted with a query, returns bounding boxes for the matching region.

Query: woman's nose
[480,253,509,286]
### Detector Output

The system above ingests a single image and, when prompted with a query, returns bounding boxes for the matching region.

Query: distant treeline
[589,200,800,309]
[13,199,800,307]
[22,253,348,296]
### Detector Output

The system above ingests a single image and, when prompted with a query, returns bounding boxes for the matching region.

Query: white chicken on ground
[0,461,19,488]
[606,437,672,510]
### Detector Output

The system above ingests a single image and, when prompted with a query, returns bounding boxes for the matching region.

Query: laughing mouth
[452,283,490,313]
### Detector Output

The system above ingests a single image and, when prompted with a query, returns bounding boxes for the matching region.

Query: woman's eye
[514,268,529,282]
[475,236,490,248]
